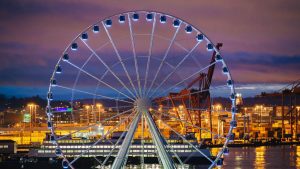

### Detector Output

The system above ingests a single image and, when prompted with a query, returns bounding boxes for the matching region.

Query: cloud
[0,0,112,20]
[234,83,287,97]
[235,83,286,91]
[221,52,300,83]
[227,52,300,66]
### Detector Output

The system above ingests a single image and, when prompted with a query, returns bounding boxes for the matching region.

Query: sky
[0,0,300,98]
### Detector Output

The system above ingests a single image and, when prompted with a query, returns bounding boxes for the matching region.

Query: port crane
[154,43,223,141]
[259,79,300,139]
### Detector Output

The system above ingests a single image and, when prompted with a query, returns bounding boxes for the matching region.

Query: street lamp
[215,104,222,111]
[27,103,38,144]
[96,103,103,123]
[27,103,38,128]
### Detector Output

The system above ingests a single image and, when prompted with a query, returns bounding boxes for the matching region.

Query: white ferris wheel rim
[46,10,237,169]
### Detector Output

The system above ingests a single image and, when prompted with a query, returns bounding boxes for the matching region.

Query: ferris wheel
[46,11,237,169]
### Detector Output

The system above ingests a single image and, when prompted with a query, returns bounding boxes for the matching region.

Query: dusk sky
[0,0,300,98]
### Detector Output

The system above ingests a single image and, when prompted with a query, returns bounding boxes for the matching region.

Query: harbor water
[1,145,299,168]
[220,145,300,169]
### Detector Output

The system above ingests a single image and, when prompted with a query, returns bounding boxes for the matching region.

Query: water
[126,145,300,169]
[221,145,300,169]
[1,146,299,168]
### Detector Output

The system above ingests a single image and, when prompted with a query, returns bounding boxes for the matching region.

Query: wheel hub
[134,98,151,113]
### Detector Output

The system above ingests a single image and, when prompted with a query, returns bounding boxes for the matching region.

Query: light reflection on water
[255,146,266,168]
[222,145,300,169]
[120,146,299,169]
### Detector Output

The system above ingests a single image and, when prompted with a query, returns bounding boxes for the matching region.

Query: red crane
[154,43,223,140]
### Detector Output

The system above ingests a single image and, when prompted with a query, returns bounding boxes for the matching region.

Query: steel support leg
[111,112,141,169]
[144,111,176,169]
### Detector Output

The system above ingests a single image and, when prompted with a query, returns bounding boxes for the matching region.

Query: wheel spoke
[102,21,139,98]
[141,109,183,165]
[146,22,182,96]
[144,110,176,169]
[55,85,133,104]
[140,113,145,168]
[153,109,225,139]
[149,41,201,98]
[127,13,142,97]
[56,108,134,141]
[143,110,184,166]
[81,39,137,99]
[66,60,135,101]
[152,113,214,163]
[93,157,103,166]
[67,41,111,120]
[68,53,94,122]
[152,61,217,99]
[69,109,137,165]
[144,13,157,96]
[111,111,141,168]
[100,114,134,167]
[70,52,94,102]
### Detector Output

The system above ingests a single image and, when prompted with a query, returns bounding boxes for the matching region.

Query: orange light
[27,103,34,107]
[216,104,222,110]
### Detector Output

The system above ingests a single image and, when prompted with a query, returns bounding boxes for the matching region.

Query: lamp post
[27,103,37,128]
[27,103,37,144]
[96,104,103,123]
